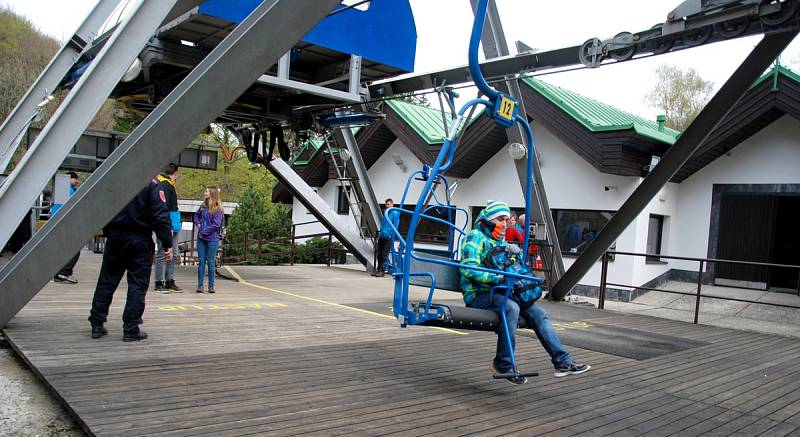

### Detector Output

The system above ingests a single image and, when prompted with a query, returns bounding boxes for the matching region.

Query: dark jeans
[56,252,80,277]
[467,292,571,372]
[88,233,154,334]
[377,236,391,271]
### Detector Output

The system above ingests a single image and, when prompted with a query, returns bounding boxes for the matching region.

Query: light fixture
[507,142,527,160]
[121,57,142,82]
[339,148,351,162]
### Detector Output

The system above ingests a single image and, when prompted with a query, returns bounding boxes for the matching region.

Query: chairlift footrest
[492,371,538,380]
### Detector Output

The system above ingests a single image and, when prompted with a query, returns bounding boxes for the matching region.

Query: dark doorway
[770,196,800,289]
[715,193,800,290]
[715,194,775,289]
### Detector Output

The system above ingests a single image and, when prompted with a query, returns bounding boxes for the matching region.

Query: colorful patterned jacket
[459,225,507,304]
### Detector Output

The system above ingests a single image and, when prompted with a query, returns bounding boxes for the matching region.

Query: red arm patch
[159,190,166,203]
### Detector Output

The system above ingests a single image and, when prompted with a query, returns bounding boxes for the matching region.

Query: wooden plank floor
[5,253,800,436]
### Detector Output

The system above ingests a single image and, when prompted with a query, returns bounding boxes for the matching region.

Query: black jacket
[104,179,173,248]
[156,175,178,212]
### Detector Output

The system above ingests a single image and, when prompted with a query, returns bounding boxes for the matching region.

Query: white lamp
[507,142,527,160]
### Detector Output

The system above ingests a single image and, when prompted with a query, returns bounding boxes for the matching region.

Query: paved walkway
[583,281,800,339]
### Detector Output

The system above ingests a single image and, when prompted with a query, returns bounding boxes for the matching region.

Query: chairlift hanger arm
[368,0,800,97]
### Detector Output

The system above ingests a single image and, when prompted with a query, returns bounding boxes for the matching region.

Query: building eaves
[520,77,681,145]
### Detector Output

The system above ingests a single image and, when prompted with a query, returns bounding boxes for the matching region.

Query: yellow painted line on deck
[224,266,467,336]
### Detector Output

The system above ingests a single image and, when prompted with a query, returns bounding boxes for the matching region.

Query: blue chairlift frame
[386,0,543,381]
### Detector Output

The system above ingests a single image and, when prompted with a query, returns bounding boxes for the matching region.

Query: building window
[552,209,615,256]
[646,214,664,262]
[337,186,350,215]
[395,204,455,244]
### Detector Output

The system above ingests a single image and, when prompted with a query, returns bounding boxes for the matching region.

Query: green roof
[288,138,326,166]
[385,99,453,144]
[520,77,681,145]
[753,64,800,91]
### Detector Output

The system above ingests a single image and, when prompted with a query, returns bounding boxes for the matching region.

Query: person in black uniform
[88,178,173,342]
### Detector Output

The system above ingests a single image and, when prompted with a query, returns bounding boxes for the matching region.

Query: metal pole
[0,0,123,173]
[0,0,180,251]
[0,0,341,329]
[257,230,262,264]
[551,30,799,301]
[598,252,608,309]
[695,260,704,324]
[290,224,296,266]
[243,231,249,264]
[328,233,333,267]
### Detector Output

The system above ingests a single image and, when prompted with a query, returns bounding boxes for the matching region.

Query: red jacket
[505,226,524,245]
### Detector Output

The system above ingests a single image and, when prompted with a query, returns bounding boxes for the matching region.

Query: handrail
[598,250,800,323]
[608,250,800,270]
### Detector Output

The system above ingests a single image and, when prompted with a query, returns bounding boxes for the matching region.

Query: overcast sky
[3,0,800,121]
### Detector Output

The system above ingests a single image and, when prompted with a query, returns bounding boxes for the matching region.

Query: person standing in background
[153,163,183,293]
[53,172,81,284]
[194,186,224,293]
[372,198,400,277]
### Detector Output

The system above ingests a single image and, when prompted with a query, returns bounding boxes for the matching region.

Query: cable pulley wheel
[579,38,604,68]
[714,17,750,38]
[644,24,673,55]
[609,32,635,61]
[682,25,713,46]
[760,0,799,26]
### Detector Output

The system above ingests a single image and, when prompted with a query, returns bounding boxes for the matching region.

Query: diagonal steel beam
[266,158,374,267]
[550,29,799,301]
[0,0,340,329]
[0,0,179,251]
[331,127,382,237]
[0,0,123,174]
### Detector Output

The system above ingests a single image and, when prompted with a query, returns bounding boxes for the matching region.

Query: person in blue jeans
[460,200,590,385]
[153,163,183,293]
[194,186,224,293]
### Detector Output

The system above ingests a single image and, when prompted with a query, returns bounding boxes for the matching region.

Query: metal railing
[598,250,800,324]
[221,220,346,267]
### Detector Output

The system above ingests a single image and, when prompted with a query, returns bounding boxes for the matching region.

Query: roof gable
[520,77,681,145]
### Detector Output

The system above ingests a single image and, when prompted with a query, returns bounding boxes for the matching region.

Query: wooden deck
[5,253,800,436]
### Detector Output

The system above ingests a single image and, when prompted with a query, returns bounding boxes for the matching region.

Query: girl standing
[194,186,224,293]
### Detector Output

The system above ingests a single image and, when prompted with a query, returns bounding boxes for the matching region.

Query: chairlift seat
[408,254,527,332]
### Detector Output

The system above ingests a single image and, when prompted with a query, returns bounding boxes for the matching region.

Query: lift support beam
[0,0,123,174]
[550,28,799,300]
[0,0,340,329]
[266,158,374,267]
[0,0,183,252]
[369,0,799,96]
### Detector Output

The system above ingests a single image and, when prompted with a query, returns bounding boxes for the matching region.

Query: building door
[769,196,800,289]
[715,194,776,289]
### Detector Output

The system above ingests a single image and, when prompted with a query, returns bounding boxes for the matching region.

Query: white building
[273,66,800,297]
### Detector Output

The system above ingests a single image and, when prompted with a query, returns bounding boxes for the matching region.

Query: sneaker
[91,325,107,339]
[490,363,527,385]
[154,281,167,292]
[55,274,78,284]
[165,280,183,293]
[122,331,148,342]
[208,286,215,294]
[554,362,591,377]
[196,285,204,293]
